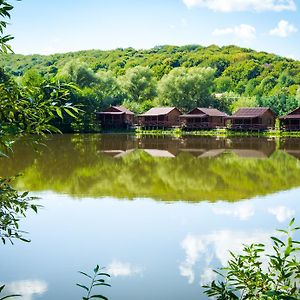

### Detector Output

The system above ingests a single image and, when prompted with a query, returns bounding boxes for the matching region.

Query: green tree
[214,76,233,93]
[231,95,258,112]
[296,87,300,103]
[58,60,98,88]
[158,67,215,112]
[119,66,157,103]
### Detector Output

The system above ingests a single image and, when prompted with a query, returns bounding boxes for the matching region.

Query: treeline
[1,45,300,132]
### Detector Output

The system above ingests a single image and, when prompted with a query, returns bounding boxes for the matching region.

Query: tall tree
[158,67,215,112]
[119,66,157,103]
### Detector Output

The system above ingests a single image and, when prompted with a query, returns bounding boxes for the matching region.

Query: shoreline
[101,128,300,138]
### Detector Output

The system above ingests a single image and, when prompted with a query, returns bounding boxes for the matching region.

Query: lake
[1,134,300,300]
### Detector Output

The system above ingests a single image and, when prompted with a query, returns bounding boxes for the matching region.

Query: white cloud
[179,230,272,284]
[212,203,255,220]
[213,24,256,41]
[4,280,48,300]
[107,261,142,277]
[268,206,295,222]
[269,20,298,37]
[183,0,297,12]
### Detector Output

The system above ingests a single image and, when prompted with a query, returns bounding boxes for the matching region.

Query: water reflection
[212,203,255,220]
[268,206,295,223]
[107,261,143,277]
[1,134,300,201]
[3,280,48,300]
[179,229,273,286]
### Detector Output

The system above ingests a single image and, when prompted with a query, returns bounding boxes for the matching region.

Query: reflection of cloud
[200,268,217,286]
[268,206,295,223]
[212,204,255,220]
[107,261,142,277]
[4,280,48,300]
[179,230,271,285]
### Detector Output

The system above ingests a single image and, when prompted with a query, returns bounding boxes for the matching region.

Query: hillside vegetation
[1,45,300,132]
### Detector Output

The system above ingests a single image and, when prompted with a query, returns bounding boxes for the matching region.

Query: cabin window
[158,115,165,121]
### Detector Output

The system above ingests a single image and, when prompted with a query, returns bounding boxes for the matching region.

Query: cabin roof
[141,107,179,116]
[230,107,273,118]
[280,114,300,119]
[112,106,134,115]
[97,111,125,115]
[194,108,228,117]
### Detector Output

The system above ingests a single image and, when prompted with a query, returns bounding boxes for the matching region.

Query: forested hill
[1,45,300,132]
[1,44,300,84]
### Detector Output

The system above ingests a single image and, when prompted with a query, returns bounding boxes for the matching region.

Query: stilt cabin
[280,108,300,131]
[138,107,182,128]
[227,108,276,131]
[180,108,227,129]
[96,106,134,129]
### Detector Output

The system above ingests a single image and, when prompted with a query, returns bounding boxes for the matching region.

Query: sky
[6,0,300,59]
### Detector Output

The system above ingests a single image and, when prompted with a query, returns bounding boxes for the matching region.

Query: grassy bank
[134,128,300,138]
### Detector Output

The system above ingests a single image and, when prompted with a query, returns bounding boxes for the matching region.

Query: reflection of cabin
[144,149,176,158]
[180,108,227,129]
[280,138,300,159]
[280,108,300,131]
[138,107,182,128]
[101,149,135,158]
[199,149,226,158]
[96,106,134,129]
[231,149,269,159]
[227,108,276,131]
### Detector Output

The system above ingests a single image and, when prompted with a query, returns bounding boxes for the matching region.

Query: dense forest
[1,44,300,132]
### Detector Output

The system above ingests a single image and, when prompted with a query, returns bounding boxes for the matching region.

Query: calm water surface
[1,134,300,300]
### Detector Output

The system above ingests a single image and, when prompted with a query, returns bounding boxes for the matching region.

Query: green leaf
[56,107,63,119]
[64,107,77,118]
[289,218,295,227]
[271,236,285,247]
[90,295,108,300]
[76,284,89,292]
[78,272,93,279]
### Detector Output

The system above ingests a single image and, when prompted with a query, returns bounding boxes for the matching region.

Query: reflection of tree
[2,135,300,202]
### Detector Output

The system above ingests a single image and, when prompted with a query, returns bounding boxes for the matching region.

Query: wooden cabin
[138,107,182,128]
[180,108,227,130]
[280,107,300,131]
[96,106,134,129]
[227,108,276,131]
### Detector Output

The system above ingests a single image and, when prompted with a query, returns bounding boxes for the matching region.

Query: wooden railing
[139,121,178,128]
[230,124,273,131]
[281,125,300,131]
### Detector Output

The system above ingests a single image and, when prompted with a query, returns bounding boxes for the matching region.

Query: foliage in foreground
[77,265,111,300]
[0,176,38,244]
[0,285,20,300]
[203,219,300,299]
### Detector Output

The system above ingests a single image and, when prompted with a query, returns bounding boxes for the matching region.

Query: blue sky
[7,0,300,59]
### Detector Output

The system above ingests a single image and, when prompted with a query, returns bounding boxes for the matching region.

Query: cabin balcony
[230,124,271,131]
